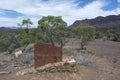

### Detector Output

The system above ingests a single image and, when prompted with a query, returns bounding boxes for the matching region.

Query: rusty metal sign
[34,44,62,68]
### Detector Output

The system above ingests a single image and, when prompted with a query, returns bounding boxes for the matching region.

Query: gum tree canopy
[22,18,33,33]
[74,23,96,49]
[38,16,67,46]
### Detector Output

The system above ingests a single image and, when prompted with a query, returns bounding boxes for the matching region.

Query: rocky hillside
[0,27,22,33]
[69,14,120,29]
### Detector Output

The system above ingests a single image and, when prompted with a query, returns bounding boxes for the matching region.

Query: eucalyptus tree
[74,23,96,49]
[38,16,67,46]
[17,19,34,50]
[22,18,33,33]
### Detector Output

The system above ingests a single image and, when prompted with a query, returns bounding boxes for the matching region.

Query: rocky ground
[0,39,120,80]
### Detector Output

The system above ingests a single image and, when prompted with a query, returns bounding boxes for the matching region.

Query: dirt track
[0,39,120,80]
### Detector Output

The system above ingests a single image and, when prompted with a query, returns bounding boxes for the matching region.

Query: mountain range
[0,27,22,33]
[69,14,120,29]
[0,14,120,31]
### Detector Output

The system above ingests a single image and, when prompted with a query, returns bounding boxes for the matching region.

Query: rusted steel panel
[34,44,62,68]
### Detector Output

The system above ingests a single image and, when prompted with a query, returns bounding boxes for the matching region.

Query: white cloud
[0,0,120,27]
[0,16,39,28]
[0,12,4,15]
[118,0,120,3]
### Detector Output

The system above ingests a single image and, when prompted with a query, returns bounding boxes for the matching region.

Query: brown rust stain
[34,44,62,68]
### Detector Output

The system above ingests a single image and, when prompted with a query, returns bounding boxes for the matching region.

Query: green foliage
[74,23,96,40]
[35,32,47,43]
[22,18,33,33]
[19,33,30,45]
[0,18,34,53]
[114,31,120,41]
[38,15,67,46]
[105,29,120,41]
[74,23,96,49]
[0,33,21,53]
[95,31,104,39]
[0,16,68,53]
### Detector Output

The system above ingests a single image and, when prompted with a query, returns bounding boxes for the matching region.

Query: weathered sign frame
[34,44,62,68]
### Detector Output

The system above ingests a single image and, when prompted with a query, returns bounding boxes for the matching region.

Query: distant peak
[69,14,120,29]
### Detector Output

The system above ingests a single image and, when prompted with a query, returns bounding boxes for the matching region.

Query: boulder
[14,50,23,58]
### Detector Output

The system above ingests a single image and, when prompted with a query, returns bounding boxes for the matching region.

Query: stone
[36,57,77,73]
[16,57,77,75]
[0,71,11,75]
[16,68,36,76]
[14,50,23,58]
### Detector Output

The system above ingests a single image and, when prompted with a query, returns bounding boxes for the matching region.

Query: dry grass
[0,39,120,80]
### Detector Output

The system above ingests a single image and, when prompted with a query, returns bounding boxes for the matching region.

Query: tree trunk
[50,37,54,46]
[50,32,55,46]
[60,40,63,47]
[26,24,29,34]
[80,42,84,50]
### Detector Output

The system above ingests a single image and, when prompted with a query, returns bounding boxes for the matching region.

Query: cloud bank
[0,0,120,27]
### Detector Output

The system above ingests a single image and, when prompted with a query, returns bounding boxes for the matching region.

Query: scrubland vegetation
[0,15,120,80]
[0,16,120,53]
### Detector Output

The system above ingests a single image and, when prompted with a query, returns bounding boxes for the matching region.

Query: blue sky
[0,0,120,27]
